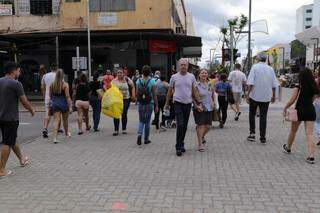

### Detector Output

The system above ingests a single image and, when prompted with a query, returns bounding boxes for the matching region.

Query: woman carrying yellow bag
[101,84,124,120]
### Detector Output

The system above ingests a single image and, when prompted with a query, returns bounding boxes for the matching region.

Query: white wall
[313,0,320,27]
[296,4,313,34]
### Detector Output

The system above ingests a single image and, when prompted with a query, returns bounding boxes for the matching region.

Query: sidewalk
[1,101,320,213]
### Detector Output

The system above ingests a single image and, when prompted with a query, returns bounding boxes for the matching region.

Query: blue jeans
[137,103,154,141]
[114,99,131,132]
[174,102,192,151]
[90,98,101,131]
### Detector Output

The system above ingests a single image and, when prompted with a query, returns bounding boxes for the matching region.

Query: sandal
[0,170,14,179]
[198,145,205,152]
[20,156,30,167]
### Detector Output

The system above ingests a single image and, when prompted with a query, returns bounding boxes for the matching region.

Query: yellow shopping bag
[101,85,124,119]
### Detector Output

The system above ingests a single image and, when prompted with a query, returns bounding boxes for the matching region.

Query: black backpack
[137,79,151,105]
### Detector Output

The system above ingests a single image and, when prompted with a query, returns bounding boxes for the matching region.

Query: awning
[0,30,202,48]
[296,26,320,45]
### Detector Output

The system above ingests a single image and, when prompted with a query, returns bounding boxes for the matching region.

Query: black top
[89,81,101,97]
[295,84,316,109]
[76,83,90,101]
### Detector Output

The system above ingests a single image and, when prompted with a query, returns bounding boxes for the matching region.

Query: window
[306,9,312,13]
[66,0,80,2]
[30,0,52,15]
[306,25,312,29]
[17,0,30,15]
[90,0,135,12]
[306,17,312,21]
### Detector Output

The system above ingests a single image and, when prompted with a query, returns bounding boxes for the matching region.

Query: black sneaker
[306,157,315,164]
[112,132,119,136]
[317,141,320,146]
[247,134,255,142]
[181,148,186,153]
[58,129,64,134]
[137,136,142,146]
[144,140,151,145]
[282,144,291,154]
[260,138,267,144]
[42,129,48,138]
[176,150,183,157]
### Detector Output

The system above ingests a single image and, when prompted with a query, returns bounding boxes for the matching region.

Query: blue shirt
[136,78,156,104]
[215,81,231,97]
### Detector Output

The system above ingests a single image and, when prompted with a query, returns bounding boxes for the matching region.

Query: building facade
[295,0,320,70]
[0,0,202,94]
[296,4,313,34]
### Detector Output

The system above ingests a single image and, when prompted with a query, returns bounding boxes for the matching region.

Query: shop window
[66,0,80,2]
[90,0,135,12]
[306,26,311,29]
[30,0,52,15]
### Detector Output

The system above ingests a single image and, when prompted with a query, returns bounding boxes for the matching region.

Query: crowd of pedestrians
[3,54,320,177]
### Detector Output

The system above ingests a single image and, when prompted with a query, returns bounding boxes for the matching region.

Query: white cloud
[185,0,314,67]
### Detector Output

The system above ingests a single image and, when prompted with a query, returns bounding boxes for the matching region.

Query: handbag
[212,108,220,122]
[284,88,300,122]
[285,109,298,122]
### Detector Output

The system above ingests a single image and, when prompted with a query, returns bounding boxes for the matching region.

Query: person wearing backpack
[136,65,159,145]
[154,75,169,131]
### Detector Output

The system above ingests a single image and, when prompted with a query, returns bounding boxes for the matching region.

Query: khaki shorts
[75,100,90,109]
[233,93,242,104]
[44,100,51,118]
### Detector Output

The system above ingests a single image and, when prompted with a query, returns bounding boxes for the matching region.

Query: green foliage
[220,14,248,48]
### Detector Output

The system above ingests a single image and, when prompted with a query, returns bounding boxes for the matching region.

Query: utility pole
[247,0,252,73]
[230,25,234,71]
[87,0,92,78]
[55,36,59,68]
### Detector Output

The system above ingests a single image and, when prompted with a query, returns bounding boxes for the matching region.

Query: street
[1,97,320,213]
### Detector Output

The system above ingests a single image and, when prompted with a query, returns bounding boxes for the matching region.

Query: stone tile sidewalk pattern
[1,102,320,213]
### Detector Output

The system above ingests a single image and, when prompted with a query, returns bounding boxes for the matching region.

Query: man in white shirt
[41,64,57,138]
[246,53,279,144]
[228,63,246,121]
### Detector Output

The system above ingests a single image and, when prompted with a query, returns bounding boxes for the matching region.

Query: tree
[220,14,248,48]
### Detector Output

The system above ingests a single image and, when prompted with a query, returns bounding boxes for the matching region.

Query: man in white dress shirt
[246,53,279,144]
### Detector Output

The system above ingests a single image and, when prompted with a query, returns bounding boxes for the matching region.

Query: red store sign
[149,40,176,53]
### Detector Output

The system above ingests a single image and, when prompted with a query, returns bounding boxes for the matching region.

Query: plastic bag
[101,85,124,119]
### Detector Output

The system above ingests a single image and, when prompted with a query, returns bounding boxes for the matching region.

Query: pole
[317,38,319,67]
[76,46,80,71]
[87,0,92,78]
[230,25,234,71]
[247,0,252,74]
[55,36,59,68]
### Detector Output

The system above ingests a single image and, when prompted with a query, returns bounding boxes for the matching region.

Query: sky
[185,0,314,66]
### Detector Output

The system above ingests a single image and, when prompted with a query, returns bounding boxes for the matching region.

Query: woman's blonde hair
[52,69,64,94]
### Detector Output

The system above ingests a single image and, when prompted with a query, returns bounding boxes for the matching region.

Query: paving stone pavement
[1,101,320,213]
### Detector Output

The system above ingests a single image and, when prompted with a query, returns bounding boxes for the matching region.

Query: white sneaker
[53,138,62,144]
